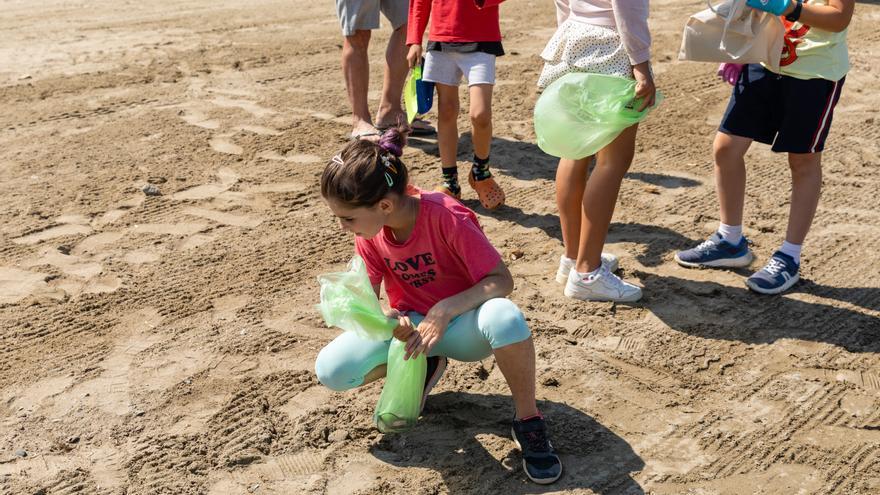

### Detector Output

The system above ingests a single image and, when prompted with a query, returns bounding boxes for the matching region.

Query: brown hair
[320,126,409,207]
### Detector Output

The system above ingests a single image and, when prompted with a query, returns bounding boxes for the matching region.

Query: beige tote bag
[679,0,785,72]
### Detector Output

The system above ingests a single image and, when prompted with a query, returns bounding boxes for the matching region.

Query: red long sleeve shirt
[407,0,507,46]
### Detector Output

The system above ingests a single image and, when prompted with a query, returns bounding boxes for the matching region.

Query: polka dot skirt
[538,20,633,89]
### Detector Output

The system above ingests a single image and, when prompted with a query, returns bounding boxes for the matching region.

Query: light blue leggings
[315,298,531,391]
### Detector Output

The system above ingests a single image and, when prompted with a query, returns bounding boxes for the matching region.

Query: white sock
[576,267,601,279]
[779,241,802,265]
[561,255,575,266]
[718,223,743,244]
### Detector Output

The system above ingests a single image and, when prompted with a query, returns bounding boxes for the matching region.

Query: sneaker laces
[523,428,550,453]
[695,238,719,252]
[764,257,788,276]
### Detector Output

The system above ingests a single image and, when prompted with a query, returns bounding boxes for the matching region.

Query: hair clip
[331,155,344,166]
[380,154,396,187]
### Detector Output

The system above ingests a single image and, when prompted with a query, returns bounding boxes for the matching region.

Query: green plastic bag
[316,256,396,341]
[374,338,427,433]
[534,72,663,160]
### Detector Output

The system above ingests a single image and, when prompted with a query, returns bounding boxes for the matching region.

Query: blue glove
[746,0,791,16]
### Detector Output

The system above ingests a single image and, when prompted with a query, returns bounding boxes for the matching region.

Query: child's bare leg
[556,158,591,260]
[786,152,823,245]
[575,125,637,273]
[492,337,539,419]
[714,132,752,227]
[468,84,493,159]
[436,83,460,169]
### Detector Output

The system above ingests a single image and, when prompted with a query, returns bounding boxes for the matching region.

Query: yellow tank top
[773,0,849,81]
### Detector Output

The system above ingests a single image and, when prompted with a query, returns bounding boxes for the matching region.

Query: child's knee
[478,298,531,348]
[788,153,822,172]
[314,349,358,392]
[438,100,460,120]
[469,108,492,129]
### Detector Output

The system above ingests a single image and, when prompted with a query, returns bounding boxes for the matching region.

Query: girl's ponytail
[321,125,410,207]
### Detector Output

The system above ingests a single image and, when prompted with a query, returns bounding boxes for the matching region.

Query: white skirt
[537,20,633,89]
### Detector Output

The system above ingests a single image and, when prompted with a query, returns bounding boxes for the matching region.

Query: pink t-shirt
[355,190,502,315]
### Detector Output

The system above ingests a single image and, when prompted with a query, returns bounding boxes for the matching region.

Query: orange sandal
[468,171,505,210]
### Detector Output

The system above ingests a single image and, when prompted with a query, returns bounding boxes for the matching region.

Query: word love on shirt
[384,252,437,288]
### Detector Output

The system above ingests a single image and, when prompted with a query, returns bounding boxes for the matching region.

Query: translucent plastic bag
[374,338,427,433]
[316,256,396,341]
[534,72,662,160]
[404,64,434,124]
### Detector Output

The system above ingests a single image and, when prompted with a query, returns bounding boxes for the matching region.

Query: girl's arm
[407,0,433,46]
[404,260,514,358]
[784,0,854,33]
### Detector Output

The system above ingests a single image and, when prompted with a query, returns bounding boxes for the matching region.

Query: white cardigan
[555,0,652,65]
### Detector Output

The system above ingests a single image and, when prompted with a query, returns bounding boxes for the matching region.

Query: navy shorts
[720,64,844,154]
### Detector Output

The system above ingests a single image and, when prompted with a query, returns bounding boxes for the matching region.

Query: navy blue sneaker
[420,356,447,414]
[675,232,753,268]
[745,251,800,294]
[511,415,562,484]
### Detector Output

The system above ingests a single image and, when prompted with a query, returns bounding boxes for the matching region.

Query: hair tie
[378,130,403,157]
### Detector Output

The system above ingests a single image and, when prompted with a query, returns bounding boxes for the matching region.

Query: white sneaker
[563,265,642,302]
[555,253,620,284]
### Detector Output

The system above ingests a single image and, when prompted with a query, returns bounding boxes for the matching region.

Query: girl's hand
[407,44,423,70]
[405,305,451,360]
[393,315,415,342]
[632,61,656,112]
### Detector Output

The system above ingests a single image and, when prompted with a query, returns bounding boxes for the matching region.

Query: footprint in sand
[235,124,281,136]
[183,207,263,229]
[172,167,239,200]
[257,150,322,163]
[209,135,244,155]
[12,223,93,245]
[179,108,220,130]
[0,267,50,304]
[210,96,277,118]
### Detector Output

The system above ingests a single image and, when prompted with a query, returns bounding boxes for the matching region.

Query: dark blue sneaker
[511,415,562,484]
[420,356,447,414]
[745,251,800,294]
[675,232,753,268]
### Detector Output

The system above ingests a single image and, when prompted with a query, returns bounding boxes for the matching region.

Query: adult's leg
[376,23,408,127]
[786,152,823,245]
[714,132,753,227]
[575,125,637,273]
[468,84,493,160]
[342,30,378,137]
[556,157,591,260]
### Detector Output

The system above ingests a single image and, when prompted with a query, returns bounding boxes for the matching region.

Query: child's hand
[407,45,423,70]
[717,63,743,86]
[405,305,451,360]
[746,0,792,16]
[393,315,415,342]
[632,62,656,112]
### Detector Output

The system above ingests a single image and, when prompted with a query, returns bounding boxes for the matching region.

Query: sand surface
[1,0,879,493]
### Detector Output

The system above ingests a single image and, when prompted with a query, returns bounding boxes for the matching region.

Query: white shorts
[423,50,496,87]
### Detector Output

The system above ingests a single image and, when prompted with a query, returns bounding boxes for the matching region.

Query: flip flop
[350,130,382,142]
[468,171,505,210]
[410,118,436,136]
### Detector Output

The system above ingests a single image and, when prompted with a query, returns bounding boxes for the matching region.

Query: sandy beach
[1,0,879,493]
